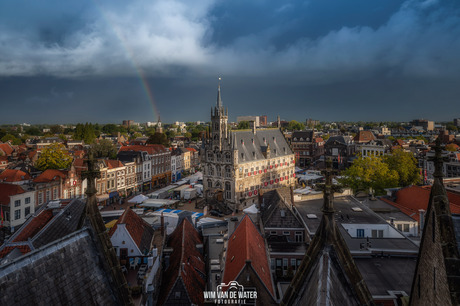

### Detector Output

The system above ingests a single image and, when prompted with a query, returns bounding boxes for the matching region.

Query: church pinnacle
[217,77,223,109]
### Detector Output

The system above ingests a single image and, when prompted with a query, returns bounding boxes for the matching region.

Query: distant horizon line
[1,118,458,126]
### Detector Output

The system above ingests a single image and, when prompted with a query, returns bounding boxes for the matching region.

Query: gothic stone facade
[202,85,295,210]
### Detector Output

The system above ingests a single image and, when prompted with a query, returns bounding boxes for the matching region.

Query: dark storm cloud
[0,0,460,123]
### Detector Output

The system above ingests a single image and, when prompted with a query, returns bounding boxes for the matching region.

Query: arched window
[225,152,231,163]
[215,181,221,189]
[225,182,231,199]
[216,166,222,177]
[207,152,213,161]
[207,179,212,188]
[208,165,214,176]
[225,166,231,178]
[216,153,222,161]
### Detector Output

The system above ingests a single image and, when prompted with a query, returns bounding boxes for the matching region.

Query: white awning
[128,194,148,204]
[243,204,259,214]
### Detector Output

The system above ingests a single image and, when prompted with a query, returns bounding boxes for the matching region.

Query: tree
[184,132,192,139]
[287,120,305,131]
[25,126,42,136]
[383,148,420,187]
[340,155,399,196]
[165,129,176,139]
[445,143,458,152]
[50,125,63,134]
[237,121,250,129]
[1,134,21,145]
[35,143,73,171]
[89,139,117,159]
[74,123,96,144]
[147,132,169,146]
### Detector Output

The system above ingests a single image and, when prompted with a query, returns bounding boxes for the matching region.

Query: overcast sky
[1,0,460,124]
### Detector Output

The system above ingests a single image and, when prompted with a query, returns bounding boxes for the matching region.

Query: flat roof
[355,257,417,296]
[294,196,419,253]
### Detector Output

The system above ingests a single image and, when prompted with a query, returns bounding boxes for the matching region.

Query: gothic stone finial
[429,137,448,179]
[316,157,342,214]
[82,151,101,197]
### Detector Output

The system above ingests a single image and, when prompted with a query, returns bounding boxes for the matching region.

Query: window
[53,187,58,200]
[38,192,43,205]
[291,258,296,269]
[225,153,231,163]
[207,180,212,188]
[357,229,365,238]
[25,197,30,204]
[270,231,277,235]
[295,231,303,242]
[14,209,21,220]
[225,182,231,199]
[371,230,384,238]
[14,200,21,207]
[25,207,30,217]
[120,248,128,260]
[46,190,50,202]
[225,166,231,178]
[397,224,403,231]
[404,224,410,232]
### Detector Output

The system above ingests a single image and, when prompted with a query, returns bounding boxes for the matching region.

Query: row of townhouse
[0,161,86,229]
[170,147,199,182]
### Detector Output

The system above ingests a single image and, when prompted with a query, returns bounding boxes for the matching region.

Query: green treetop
[35,143,73,171]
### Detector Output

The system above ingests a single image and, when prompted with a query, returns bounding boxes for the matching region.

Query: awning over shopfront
[109,191,119,199]
[96,194,109,202]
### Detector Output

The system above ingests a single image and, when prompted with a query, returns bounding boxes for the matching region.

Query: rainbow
[93,1,160,122]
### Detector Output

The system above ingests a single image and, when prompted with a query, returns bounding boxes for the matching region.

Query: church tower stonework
[210,80,228,151]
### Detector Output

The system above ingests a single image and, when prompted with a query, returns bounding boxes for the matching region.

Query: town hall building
[202,83,295,211]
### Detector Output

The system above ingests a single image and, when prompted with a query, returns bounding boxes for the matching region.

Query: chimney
[419,209,425,233]
[277,116,281,128]
[252,121,256,135]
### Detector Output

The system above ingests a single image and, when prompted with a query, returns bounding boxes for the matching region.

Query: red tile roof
[33,169,67,183]
[0,183,25,205]
[158,218,205,306]
[383,185,460,222]
[0,245,31,259]
[28,150,37,159]
[13,210,54,242]
[0,169,30,182]
[354,131,376,143]
[223,215,274,296]
[119,144,168,155]
[185,147,197,152]
[106,159,124,169]
[108,209,154,251]
[0,143,14,155]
